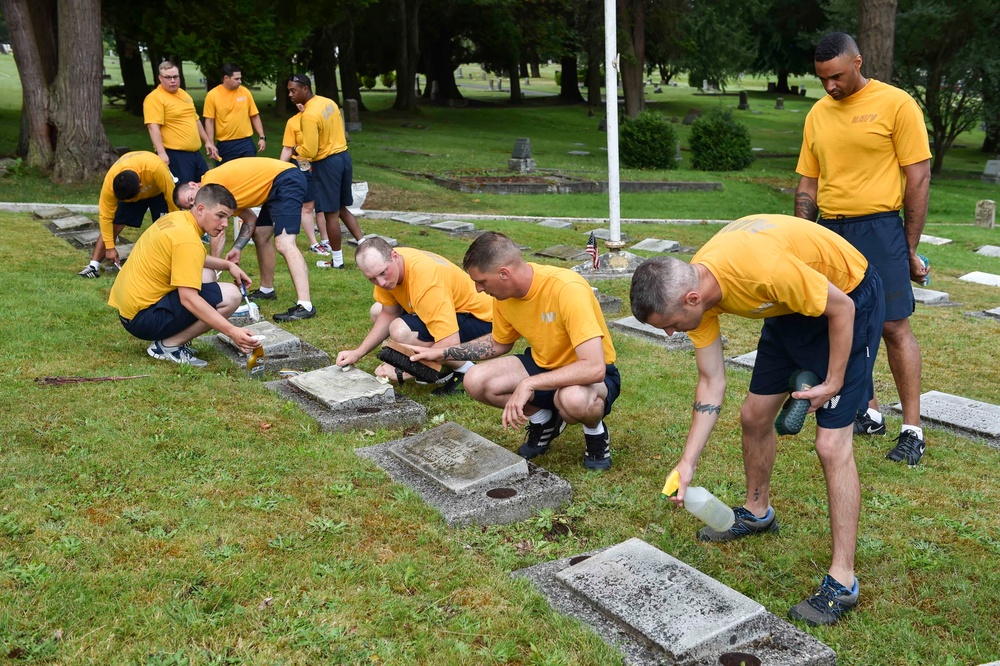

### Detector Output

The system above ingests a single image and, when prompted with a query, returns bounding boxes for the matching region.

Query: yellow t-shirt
[201,157,296,209]
[98,151,179,248]
[686,214,869,348]
[297,95,346,161]
[203,85,260,141]
[108,211,206,320]
[796,79,931,217]
[143,85,202,152]
[373,247,493,341]
[492,263,616,369]
[282,112,304,148]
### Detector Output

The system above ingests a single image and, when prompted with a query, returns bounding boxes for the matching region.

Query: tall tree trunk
[508,58,522,105]
[518,59,529,79]
[858,0,897,82]
[586,20,603,109]
[618,0,645,118]
[337,19,365,111]
[530,60,541,78]
[274,78,290,117]
[776,69,790,93]
[113,30,148,116]
[392,0,422,112]
[559,54,585,103]
[311,25,339,101]
[424,36,462,102]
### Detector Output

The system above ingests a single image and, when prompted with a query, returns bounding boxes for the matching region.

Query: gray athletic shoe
[697,506,778,542]
[77,265,100,278]
[788,575,859,626]
[147,340,208,368]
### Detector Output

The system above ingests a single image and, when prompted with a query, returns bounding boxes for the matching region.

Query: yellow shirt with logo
[143,85,202,152]
[492,263,616,369]
[201,157,295,209]
[108,211,206,320]
[297,95,347,161]
[687,214,869,349]
[796,79,931,217]
[373,247,493,341]
[98,151,179,248]
[282,112,304,148]
[203,85,260,141]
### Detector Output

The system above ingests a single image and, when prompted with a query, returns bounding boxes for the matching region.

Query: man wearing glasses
[143,61,219,183]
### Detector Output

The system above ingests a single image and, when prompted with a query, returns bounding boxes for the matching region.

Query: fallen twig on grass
[34,375,150,386]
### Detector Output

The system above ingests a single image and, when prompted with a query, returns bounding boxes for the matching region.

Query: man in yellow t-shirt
[795,32,932,466]
[336,238,493,396]
[280,105,331,256]
[412,232,621,470]
[143,61,218,183]
[108,184,259,367]
[77,151,178,278]
[203,62,266,164]
[174,157,314,322]
[629,213,886,627]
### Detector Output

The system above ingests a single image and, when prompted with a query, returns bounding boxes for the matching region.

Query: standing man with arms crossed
[795,32,931,466]
[144,61,218,184]
[412,232,621,469]
[286,74,364,269]
[629,213,885,625]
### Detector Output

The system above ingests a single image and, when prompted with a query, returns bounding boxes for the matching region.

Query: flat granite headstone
[388,421,528,496]
[349,234,397,247]
[538,219,574,229]
[610,316,696,351]
[536,245,590,262]
[217,321,300,355]
[919,234,953,246]
[959,271,1000,287]
[984,306,1000,320]
[726,350,758,370]
[33,206,74,220]
[391,213,434,225]
[567,150,591,156]
[430,220,476,233]
[889,391,1000,449]
[975,245,1000,258]
[584,228,627,242]
[212,323,330,376]
[288,366,394,411]
[65,228,102,249]
[913,286,950,305]
[49,215,96,232]
[630,238,680,253]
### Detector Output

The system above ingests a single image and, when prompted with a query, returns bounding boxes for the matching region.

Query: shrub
[380,72,396,88]
[689,108,754,171]
[359,74,377,90]
[554,70,562,86]
[619,111,678,170]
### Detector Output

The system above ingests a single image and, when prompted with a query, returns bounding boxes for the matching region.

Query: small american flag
[585,231,601,269]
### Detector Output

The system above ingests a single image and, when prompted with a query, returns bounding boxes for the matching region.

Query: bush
[689,108,754,171]
[359,74,377,90]
[554,70,562,86]
[619,111,678,170]
[380,72,396,88]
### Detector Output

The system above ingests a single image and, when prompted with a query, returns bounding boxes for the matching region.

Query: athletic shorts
[165,149,208,184]
[399,312,492,344]
[303,169,316,204]
[215,137,256,163]
[749,267,885,429]
[516,346,621,417]
[254,168,307,235]
[311,151,353,213]
[119,283,224,341]
[113,194,168,228]
[819,212,913,322]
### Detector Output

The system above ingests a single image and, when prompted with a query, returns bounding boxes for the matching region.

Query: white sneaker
[309,243,331,256]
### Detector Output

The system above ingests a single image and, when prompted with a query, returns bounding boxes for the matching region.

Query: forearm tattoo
[232,220,253,251]
[442,337,496,361]
[794,192,819,221]
[693,401,721,415]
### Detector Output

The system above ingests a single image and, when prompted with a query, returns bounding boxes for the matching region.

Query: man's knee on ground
[554,384,603,423]
[217,282,243,315]
[462,364,492,401]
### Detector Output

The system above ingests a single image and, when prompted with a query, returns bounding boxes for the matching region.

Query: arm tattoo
[794,192,819,221]
[442,337,496,361]
[692,401,721,415]
[232,219,254,251]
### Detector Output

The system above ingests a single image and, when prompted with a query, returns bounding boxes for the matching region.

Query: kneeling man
[109,184,260,366]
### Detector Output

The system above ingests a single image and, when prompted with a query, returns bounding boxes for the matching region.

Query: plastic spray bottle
[661,469,735,532]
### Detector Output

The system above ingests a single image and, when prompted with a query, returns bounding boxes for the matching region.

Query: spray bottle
[661,469,735,532]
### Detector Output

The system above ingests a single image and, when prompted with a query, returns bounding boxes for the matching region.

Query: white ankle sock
[901,425,924,440]
[528,409,552,425]
[258,286,274,294]
[89,260,101,269]
[297,300,313,311]
[583,421,605,436]
[332,250,344,265]
[866,408,884,423]
[456,361,474,373]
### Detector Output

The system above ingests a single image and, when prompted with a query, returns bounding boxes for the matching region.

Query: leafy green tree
[678,0,760,91]
[749,0,825,92]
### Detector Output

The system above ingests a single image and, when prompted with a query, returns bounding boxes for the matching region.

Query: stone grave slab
[725,349,757,370]
[48,215,96,232]
[388,421,527,496]
[391,213,433,225]
[212,323,329,377]
[889,391,1000,449]
[595,291,622,316]
[356,422,571,526]
[33,206,74,220]
[512,137,532,159]
[610,316,697,351]
[959,271,1000,287]
[430,220,476,233]
[975,245,1000,258]
[218,320,300,355]
[976,200,996,228]
[984,306,1000,320]
[115,243,134,261]
[982,161,1000,184]
[536,245,590,262]
[538,219,574,229]
[349,234,397,247]
[584,228,628,242]
[567,150,591,156]
[289,366,394,410]
[919,234,952,246]
[514,539,836,666]
[64,228,102,250]
[913,286,950,305]
[630,238,680,253]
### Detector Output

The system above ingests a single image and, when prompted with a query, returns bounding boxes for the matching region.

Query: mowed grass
[2,208,1000,664]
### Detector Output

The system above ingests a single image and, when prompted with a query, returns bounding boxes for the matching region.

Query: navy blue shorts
[255,169,307,235]
[303,169,316,203]
[120,283,224,341]
[819,212,913,322]
[113,194,168,228]
[215,137,256,164]
[399,312,492,344]
[165,149,208,184]
[749,267,885,429]
[311,151,353,213]
[516,347,621,417]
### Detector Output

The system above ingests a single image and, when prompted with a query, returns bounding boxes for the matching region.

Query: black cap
[112,171,141,200]
[288,73,311,87]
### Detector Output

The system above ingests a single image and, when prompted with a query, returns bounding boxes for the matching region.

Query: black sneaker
[853,410,886,435]
[248,289,276,301]
[698,506,779,542]
[583,424,612,470]
[431,372,464,396]
[518,412,566,459]
[886,430,925,467]
[273,304,316,322]
[788,574,859,626]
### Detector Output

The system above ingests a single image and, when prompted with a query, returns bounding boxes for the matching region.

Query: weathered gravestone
[344,99,362,132]
[975,245,1000,258]
[912,286,950,305]
[509,137,536,173]
[215,320,330,375]
[349,234,397,247]
[536,245,590,262]
[775,97,785,110]
[890,391,1000,449]
[630,238,680,253]
[430,220,476,233]
[567,150,591,156]
[610,316,698,351]
[975,199,996,228]
[33,207,74,220]
[356,422,572,526]
[583,228,627,242]
[64,228,102,250]
[919,234,953,246]
[725,349,758,370]
[959,271,1000,287]
[984,306,1000,321]
[538,219,574,229]
[48,215,96,232]
[391,213,434,225]
[738,91,750,110]
[982,160,1000,185]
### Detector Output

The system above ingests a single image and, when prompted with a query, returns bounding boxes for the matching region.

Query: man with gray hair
[143,61,218,183]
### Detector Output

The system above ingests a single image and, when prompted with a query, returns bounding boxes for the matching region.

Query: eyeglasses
[161,74,180,80]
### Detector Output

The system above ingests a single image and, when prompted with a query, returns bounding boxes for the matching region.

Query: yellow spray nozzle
[661,469,680,499]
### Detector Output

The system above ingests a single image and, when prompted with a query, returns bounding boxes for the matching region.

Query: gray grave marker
[536,245,590,261]
[65,229,102,249]
[919,234,952,246]
[289,366,395,410]
[630,238,680,253]
[391,213,433,225]
[975,199,996,228]
[984,306,1000,320]
[538,219,574,229]
[33,206,74,220]
[349,234,397,247]
[775,97,784,110]
[217,321,300,355]
[610,316,696,350]
[430,220,476,233]
[567,150,591,156]
[913,286,950,305]
[959,271,1000,287]
[512,137,532,159]
[344,98,362,132]
[583,228,627,242]
[982,160,1000,184]
[890,391,1000,448]
[49,215,96,231]
[975,245,1000,258]
[726,350,758,370]
[737,91,750,110]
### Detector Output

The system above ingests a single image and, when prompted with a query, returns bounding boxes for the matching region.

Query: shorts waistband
[820,211,901,224]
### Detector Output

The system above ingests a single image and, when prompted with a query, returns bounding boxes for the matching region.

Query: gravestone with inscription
[33,206,74,220]
[344,98,362,132]
[538,219,574,229]
[214,320,330,376]
[391,213,434,225]
[509,137,536,173]
[960,271,1000,287]
[976,200,996,228]
[912,286,950,305]
[357,422,572,526]
[48,215,96,233]
[982,161,1000,185]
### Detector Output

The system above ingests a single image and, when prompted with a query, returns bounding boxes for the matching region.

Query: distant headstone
[536,245,590,261]
[33,206,74,220]
[498,78,503,91]
[391,213,433,225]
[674,142,682,162]
[289,366,394,411]
[489,79,494,91]
[49,215,95,232]
[919,234,953,245]
[775,97,784,110]
[610,316,696,351]
[975,199,996,228]
[975,245,1000,258]
[512,137,532,159]
[65,228,101,250]
[344,98,362,132]
[767,81,777,93]
[481,72,486,81]
[430,220,476,233]
[524,78,530,86]
[799,87,806,96]
[598,118,607,132]
[981,160,1000,184]
[702,79,710,93]
[567,150,591,156]
[430,80,440,100]
[349,234,397,247]
[913,286,950,305]
[538,219,574,229]
[984,306,1000,321]
[737,91,750,110]
[726,350,758,370]
[890,391,1000,448]
[653,86,662,94]
[583,228,626,242]
[630,238,680,253]
[790,85,799,95]
[456,67,463,78]
[959,271,1000,287]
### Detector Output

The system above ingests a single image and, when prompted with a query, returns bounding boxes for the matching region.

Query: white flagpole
[604,0,622,248]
